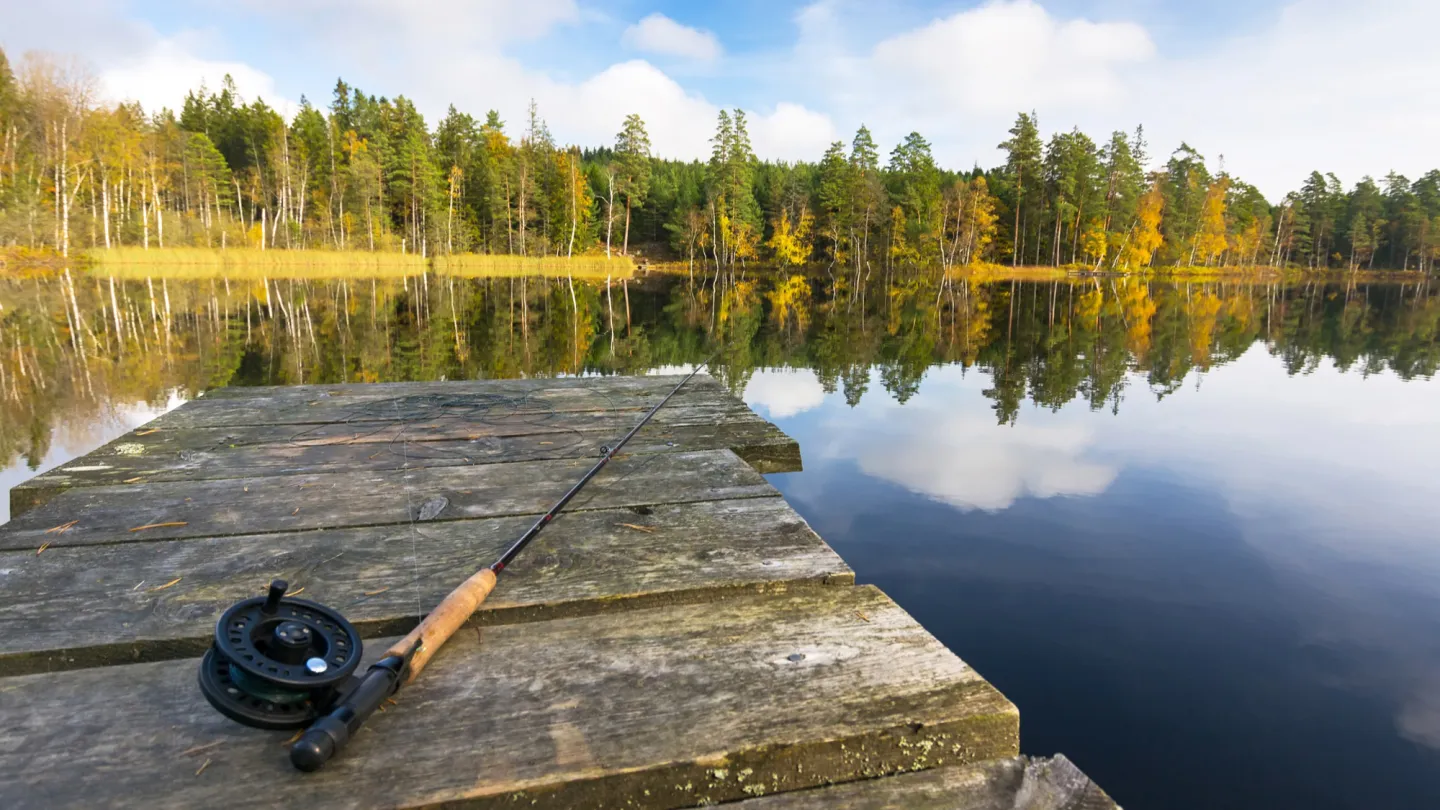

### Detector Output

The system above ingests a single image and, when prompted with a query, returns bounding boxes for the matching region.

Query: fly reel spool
[198,580,363,729]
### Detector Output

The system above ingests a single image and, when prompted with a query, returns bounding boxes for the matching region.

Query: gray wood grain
[726,756,1119,809]
[0,587,1019,809]
[0,498,851,675]
[155,374,734,428]
[1,449,773,551]
[10,420,799,515]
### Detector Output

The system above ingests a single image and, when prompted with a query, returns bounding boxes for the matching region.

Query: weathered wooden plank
[156,374,735,428]
[0,587,1019,810]
[1,449,772,551]
[197,372,727,401]
[0,498,851,675]
[7,401,762,522]
[726,756,1118,809]
[10,417,800,517]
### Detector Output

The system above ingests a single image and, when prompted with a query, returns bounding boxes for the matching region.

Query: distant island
[1,48,1435,274]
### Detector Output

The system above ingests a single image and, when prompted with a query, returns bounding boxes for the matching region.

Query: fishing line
[394,397,424,624]
[197,354,722,772]
[341,364,717,610]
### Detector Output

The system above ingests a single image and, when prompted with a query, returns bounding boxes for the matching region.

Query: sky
[4,0,1437,200]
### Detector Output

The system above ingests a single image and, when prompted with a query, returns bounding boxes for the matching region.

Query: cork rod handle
[385,567,497,682]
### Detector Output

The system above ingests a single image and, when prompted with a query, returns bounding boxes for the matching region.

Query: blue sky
[6,0,1437,198]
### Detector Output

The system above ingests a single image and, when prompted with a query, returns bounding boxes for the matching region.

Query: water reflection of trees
[3,267,1436,469]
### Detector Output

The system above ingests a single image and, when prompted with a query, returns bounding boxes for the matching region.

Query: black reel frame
[198,580,363,730]
[199,579,416,771]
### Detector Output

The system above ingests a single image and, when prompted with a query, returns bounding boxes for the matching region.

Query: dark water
[2,268,1439,808]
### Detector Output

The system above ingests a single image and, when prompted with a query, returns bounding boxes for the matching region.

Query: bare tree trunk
[152,174,165,248]
[504,177,513,254]
[108,276,123,342]
[605,170,615,258]
[622,196,632,255]
[518,164,528,256]
[60,120,71,257]
[447,171,455,255]
[101,172,111,249]
[568,153,578,259]
[1012,168,1022,266]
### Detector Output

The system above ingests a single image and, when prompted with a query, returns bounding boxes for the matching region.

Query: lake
[2,267,1438,808]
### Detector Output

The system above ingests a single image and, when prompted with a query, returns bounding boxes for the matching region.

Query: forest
[2,47,1438,273]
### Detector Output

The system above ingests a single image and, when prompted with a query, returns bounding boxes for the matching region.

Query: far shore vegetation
[433,254,634,279]
[86,246,426,274]
[72,246,635,279]
[2,46,1438,278]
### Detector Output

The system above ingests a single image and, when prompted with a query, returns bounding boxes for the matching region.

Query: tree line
[2,47,1438,272]
[5,268,1435,472]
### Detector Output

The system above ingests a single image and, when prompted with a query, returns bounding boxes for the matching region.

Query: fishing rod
[197,357,718,771]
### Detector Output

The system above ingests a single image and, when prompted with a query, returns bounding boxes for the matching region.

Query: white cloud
[3,1,296,117]
[871,0,1153,114]
[622,13,723,62]
[237,0,580,46]
[800,0,1439,198]
[1134,0,1440,196]
[221,3,829,162]
[18,0,1431,200]
[750,103,840,163]
[100,35,294,117]
[560,60,719,156]
[744,369,827,419]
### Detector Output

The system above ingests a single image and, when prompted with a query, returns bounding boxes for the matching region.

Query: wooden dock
[0,375,1116,808]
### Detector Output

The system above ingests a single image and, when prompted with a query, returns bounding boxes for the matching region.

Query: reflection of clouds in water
[0,393,184,525]
[818,368,1116,511]
[744,369,826,419]
[1109,346,1440,569]
[1086,347,1440,753]
[645,364,700,376]
[849,412,1116,510]
[1398,677,1440,749]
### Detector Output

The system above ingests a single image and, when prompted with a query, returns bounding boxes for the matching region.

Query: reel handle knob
[262,580,289,616]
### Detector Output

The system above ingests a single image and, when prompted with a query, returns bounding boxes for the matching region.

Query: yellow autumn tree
[731,219,761,265]
[766,209,814,267]
[1116,278,1156,358]
[767,273,812,330]
[959,176,998,265]
[1078,288,1104,327]
[888,205,916,265]
[1185,290,1223,366]
[1081,219,1107,265]
[718,278,758,326]
[1193,177,1230,266]
[1229,214,1272,268]
[1120,182,1165,269]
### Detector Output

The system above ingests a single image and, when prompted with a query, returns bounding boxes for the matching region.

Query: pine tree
[614,113,651,255]
[999,112,1042,265]
[815,141,852,264]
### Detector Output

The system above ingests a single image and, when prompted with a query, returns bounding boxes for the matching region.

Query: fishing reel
[199,579,415,771]
[198,580,363,730]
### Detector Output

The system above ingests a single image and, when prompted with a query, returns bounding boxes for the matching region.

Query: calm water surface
[2,268,1438,808]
